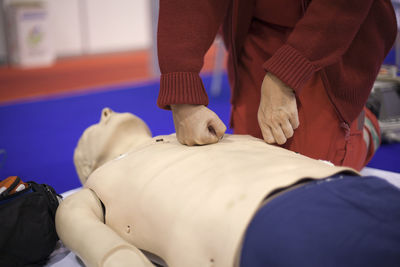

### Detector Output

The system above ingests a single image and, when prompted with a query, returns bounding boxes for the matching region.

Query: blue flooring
[368,142,400,173]
[0,73,399,194]
[0,74,232,193]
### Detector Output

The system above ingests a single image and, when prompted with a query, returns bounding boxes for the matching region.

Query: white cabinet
[0,0,153,64]
[3,1,55,67]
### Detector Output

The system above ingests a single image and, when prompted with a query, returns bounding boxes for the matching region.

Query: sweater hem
[263,45,316,93]
[157,72,209,110]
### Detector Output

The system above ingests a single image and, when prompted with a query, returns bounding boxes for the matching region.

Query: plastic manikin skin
[55,108,357,267]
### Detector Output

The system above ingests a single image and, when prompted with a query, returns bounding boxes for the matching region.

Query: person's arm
[157,0,229,109]
[157,0,229,145]
[258,0,391,144]
[55,189,154,267]
[264,0,377,92]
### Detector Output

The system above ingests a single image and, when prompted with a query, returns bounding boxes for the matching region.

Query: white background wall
[0,0,153,63]
[0,5,7,62]
[47,0,83,56]
[85,0,151,54]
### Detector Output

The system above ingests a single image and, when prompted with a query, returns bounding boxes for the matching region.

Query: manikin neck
[94,132,152,171]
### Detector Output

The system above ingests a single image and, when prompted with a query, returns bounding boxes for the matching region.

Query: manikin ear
[101,107,113,123]
[74,149,93,185]
[74,131,95,185]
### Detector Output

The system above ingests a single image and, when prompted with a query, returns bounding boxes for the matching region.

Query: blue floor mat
[0,73,399,194]
[367,142,400,173]
[0,74,232,193]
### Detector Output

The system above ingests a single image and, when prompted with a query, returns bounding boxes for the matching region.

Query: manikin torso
[84,133,355,267]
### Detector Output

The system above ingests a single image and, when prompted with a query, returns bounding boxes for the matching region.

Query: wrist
[171,104,202,112]
[170,104,183,111]
[265,73,294,94]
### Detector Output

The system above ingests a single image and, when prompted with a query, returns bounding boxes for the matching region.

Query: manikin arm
[55,189,154,267]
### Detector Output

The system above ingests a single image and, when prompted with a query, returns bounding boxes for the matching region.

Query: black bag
[0,176,62,267]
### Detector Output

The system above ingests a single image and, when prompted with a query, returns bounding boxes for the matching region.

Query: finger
[176,129,197,146]
[270,125,287,145]
[260,124,275,144]
[208,118,227,139]
[280,119,294,139]
[189,122,217,145]
[186,141,196,146]
[175,132,186,145]
[180,137,194,146]
[182,133,196,145]
[289,111,300,129]
[197,128,219,145]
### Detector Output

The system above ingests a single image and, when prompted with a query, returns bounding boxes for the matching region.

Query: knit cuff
[157,72,209,110]
[263,45,316,93]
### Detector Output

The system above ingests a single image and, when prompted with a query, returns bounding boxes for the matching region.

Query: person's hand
[171,104,226,146]
[258,73,299,145]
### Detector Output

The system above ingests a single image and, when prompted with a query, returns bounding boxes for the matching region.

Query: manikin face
[74,108,152,184]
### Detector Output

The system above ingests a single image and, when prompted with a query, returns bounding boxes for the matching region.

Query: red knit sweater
[157,0,397,124]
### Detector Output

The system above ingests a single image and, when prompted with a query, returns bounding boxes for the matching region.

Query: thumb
[208,118,227,139]
[197,118,226,145]
[195,126,218,145]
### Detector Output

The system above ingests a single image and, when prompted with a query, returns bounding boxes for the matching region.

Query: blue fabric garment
[240,175,400,267]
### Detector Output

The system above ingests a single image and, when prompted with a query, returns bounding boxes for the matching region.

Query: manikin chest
[85,134,355,267]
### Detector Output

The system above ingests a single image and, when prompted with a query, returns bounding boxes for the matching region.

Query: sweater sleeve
[157,0,230,109]
[263,0,375,93]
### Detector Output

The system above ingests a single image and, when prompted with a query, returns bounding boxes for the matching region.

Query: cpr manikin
[56,108,370,267]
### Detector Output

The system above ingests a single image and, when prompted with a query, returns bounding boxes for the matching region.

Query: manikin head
[74,108,152,184]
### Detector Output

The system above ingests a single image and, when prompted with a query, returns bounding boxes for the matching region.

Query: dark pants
[240,175,400,267]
